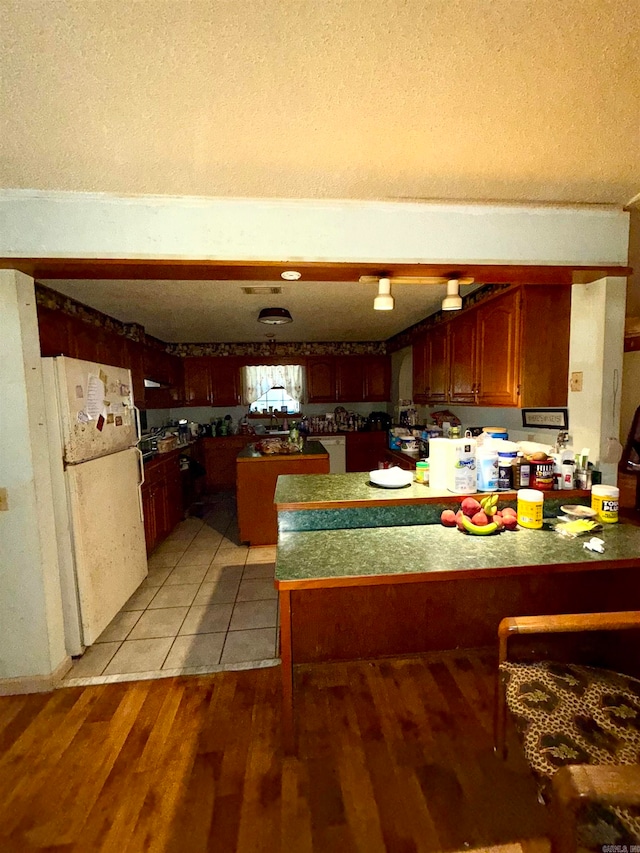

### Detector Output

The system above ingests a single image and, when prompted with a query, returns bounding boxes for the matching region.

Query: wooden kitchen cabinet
[413,323,448,404]
[183,357,240,407]
[309,355,391,404]
[202,436,253,492]
[475,288,520,406]
[412,284,570,408]
[448,308,477,404]
[38,306,70,356]
[345,431,387,472]
[142,450,184,553]
[211,358,241,406]
[184,357,212,406]
[362,355,391,402]
[336,357,364,403]
[307,357,336,403]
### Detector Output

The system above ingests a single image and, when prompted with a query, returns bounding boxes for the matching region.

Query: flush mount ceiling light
[441,279,463,311]
[280,270,301,280]
[258,307,293,325]
[373,277,394,311]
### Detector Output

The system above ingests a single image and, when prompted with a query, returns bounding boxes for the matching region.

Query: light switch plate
[0,488,8,511]
[570,371,583,392]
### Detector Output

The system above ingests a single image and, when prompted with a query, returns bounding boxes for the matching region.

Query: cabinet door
[412,336,428,403]
[127,340,146,409]
[184,357,213,406]
[211,358,241,406]
[37,306,70,356]
[448,309,477,404]
[363,355,390,402]
[476,288,520,407]
[307,357,336,403]
[336,357,364,403]
[424,324,449,403]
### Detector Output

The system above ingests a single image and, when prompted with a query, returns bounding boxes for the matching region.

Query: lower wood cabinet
[142,450,185,554]
[345,431,387,472]
[202,436,254,492]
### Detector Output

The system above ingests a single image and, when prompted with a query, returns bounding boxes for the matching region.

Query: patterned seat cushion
[501,660,640,845]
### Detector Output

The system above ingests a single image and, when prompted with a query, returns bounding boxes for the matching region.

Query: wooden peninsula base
[236,440,329,545]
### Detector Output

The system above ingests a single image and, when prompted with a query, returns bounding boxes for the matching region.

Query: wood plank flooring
[0,650,549,852]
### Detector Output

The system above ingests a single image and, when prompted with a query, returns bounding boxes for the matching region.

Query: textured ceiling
[47,278,481,343]
[4,0,639,342]
[2,0,639,206]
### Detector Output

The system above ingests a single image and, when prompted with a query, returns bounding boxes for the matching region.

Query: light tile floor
[62,493,280,686]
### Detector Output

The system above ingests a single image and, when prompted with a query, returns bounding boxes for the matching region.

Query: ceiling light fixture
[280,270,301,281]
[441,279,463,311]
[373,277,394,311]
[258,307,293,325]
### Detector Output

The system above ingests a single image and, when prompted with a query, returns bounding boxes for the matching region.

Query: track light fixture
[373,277,394,311]
[441,279,463,311]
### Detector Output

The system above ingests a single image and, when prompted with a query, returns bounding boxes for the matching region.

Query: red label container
[529,460,554,490]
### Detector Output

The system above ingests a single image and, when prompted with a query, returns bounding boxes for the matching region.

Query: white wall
[568,278,626,484]
[0,271,67,685]
[0,190,629,265]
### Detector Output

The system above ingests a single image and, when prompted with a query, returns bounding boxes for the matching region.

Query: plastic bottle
[447,433,477,494]
[517,489,544,529]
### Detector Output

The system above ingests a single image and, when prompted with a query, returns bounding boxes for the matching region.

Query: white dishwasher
[307,435,346,474]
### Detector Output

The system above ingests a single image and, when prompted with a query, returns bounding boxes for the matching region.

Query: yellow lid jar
[517,488,544,529]
[591,485,619,523]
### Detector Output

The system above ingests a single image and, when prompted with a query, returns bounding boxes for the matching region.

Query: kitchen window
[241,364,305,414]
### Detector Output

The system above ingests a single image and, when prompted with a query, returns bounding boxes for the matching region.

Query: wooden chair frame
[494,610,640,852]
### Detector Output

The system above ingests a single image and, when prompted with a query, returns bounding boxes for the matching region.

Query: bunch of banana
[479,494,499,516]
[460,515,499,535]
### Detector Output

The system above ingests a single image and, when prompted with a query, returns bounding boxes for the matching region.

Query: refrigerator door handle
[133,404,142,443]
[135,447,145,523]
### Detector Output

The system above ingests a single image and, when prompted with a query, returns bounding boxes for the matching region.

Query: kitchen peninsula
[236,440,329,545]
[273,473,640,751]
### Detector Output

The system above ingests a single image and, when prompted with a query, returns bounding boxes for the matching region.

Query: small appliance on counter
[366,411,392,431]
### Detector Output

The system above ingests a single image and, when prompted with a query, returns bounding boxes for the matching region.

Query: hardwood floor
[0,651,549,852]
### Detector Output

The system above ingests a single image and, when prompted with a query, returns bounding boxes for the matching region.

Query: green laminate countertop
[237,439,328,460]
[275,521,640,587]
[273,471,589,510]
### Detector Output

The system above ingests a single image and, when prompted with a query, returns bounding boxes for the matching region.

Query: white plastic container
[477,447,499,491]
[446,436,477,494]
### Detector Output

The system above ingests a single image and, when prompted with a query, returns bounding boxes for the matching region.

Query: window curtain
[241,364,306,406]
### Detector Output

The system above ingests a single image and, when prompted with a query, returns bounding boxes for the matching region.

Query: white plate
[369,468,414,488]
[560,504,597,519]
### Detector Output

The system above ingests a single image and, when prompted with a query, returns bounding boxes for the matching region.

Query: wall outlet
[0,488,8,511]
[570,371,583,392]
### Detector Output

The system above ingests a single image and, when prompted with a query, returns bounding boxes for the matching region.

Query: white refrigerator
[42,356,148,655]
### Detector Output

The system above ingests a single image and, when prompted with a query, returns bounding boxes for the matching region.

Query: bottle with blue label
[447,432,477,494]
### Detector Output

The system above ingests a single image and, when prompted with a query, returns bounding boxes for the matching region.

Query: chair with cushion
[495,611,640,852]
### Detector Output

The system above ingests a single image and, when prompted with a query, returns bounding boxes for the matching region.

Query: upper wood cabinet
[362,355,391,402]
[413,323,448,404]
[184,357,213,406]
[448,309,477,404]
[183,357,240,407]
[475,288,520,406]
[412,285,571,409]
[211,358,241,406]
[336,357,364,403]
[307,357,337,403]
[308,355,391,404]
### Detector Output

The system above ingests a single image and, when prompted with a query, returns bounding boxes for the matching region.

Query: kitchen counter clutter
[273,471,640,751]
